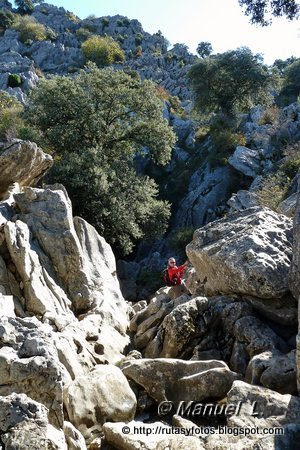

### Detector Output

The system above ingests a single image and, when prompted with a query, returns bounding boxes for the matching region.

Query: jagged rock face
[289,181,300,299]
[0,393,67,450]
[0,140,53,199]
[0,316,64,428]
[174,165,239,229]
[186,206,293,299]
[122,358,239,404]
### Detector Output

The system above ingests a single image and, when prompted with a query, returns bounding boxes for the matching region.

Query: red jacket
[167,264,187,285]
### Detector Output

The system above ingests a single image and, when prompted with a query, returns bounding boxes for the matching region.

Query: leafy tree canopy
[238,0,299,26]
[196,41,213,58]
[15,0,44,14]
[188,47,276,116]
[25,63,176,254]
[278,58,300,106]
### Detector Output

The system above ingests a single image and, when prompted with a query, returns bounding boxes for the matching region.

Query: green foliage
[256,173,290,210]
[273,57,297,75]
[169,227,194,257]
[238,0,299,25]
[256,142,300,211]
[208,114,246,167]
[101,17,109,27]
[136,268,163,294]
[8,73,22,87]
[15,0,44,14]
[75,27,91,41]
[196,41,213,58]
[81,35,125,66]
[188,47,275,117]
[135,32,143,46]
[67,12,79,23]
[278,59,300,106]
[122,18,130,27]
[0,92,23,140]
[0,9,15,31]
[257,105,280,125]
[280,143,300,179]
[12,15,47,42]
[135,45,142,57]
[24,64,176,254]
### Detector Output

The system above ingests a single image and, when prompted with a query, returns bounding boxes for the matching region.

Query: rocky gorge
[0,138,299,449]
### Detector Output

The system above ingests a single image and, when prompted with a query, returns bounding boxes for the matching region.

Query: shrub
[135,45,142,58]
[13,15,47,42]
[0,91,23,140]
[256,173,290,210]
[15,0,44,15]
[0,9,15,31]
[116,19,123,27]
[67,12,79,23]
[76,27,91,41]
[278,59,300,106]
[81,35,125,66]
[281,143,300,179]
[8,74,22,87]
[46,26,57,41]
[207,114,247,167]
[135,32,143,46]
[257,105,280,125]
[123,18,130,27]
[101,17,109,27]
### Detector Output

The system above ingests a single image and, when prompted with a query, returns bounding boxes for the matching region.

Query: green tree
[15,0,44,14]
[196,41,213,58]
[0,9,15,31]
[81,35,125,67]
[278,58,300,106]
[188,47,275,116]
[238,0,299,26]
[25,64,176,254]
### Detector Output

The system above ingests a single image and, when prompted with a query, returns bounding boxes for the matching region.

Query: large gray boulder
[65,365,137,442]
[0,140,53,199]
[228,146,263,178]
[186,206,293,299]
[122,358,239,404]
[245,350,297,395]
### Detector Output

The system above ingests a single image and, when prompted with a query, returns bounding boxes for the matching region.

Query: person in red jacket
[167,257,189,286]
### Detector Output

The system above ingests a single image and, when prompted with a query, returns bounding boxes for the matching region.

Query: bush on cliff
[81,35,125,66]
[12,15,48,42]
[25,63,176,255]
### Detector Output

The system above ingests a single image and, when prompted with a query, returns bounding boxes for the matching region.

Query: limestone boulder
[246,350,297,395]
[65,365,137,442]
[0,140,53,199]
[122,358,239,403]
[0,393,67,450]
[187,206,293,299]
[228,146,262,178]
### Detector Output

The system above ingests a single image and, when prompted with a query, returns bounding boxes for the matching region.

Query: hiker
[163,257,189,295]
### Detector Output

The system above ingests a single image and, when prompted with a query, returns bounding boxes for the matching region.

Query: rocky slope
[0,139,299,449]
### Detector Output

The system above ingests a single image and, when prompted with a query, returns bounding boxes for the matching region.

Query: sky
[25,1,300,64]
